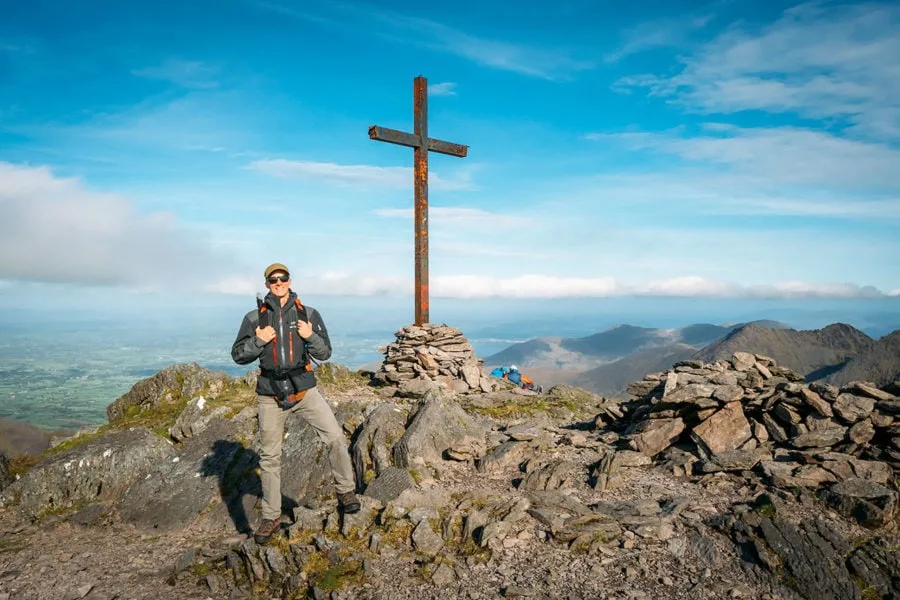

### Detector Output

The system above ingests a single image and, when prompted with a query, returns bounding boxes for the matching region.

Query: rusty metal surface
[413,76,429,326]
[368,126,468,157]
[369,75,468,326]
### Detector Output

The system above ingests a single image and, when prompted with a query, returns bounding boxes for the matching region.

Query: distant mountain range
[484,321,900,397]
[571,344,698,397]
[694,322,874,379]
[485,320,790,370]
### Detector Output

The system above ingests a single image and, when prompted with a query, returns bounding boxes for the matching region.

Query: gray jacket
[231,291,331,396]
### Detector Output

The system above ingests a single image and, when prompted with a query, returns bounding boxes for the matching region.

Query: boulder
[712,385,744,403]
[820,454,891,485]
[278,410,347,506]
[761,413,789,443]
[397,377,440,398]
[350,403,409,488]
[106,363,231,424]
[117,418,256,533]
[697,448,771,473]
[476,441,537,474]
[819,478,897,528]
[518,460,578,491]
[752,518,864,599]
[392,389,487,469]
[169,396,231,442]
[798,388,833,417]
[791,427,847,448]
[0,428,175,517]
[363,466,416,503]
[411,520,444,558]
[833,394,875,424]
[731,352,756,372]
[848,538,900,599]
[845,382,896,402]
[661,383,716,404]
[848,419,876,445]
[691,402,752,455]
[628,418,685,457]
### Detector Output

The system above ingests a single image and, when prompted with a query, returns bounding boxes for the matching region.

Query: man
[232,263,360,544]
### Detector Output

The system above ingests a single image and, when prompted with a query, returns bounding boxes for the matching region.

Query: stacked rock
[618,352,899,526]
[374,324,495,396]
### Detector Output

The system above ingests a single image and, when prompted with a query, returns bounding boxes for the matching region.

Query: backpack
[256,295,317,370]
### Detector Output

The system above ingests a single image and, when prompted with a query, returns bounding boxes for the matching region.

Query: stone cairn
[373,323,496,396]
[616,351,899,527]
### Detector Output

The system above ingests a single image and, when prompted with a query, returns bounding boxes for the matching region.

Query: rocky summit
[0,342,898,600]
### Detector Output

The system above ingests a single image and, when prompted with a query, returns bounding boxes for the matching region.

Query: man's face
[265,271,291,297]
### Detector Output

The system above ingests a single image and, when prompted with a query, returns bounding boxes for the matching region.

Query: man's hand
[255,326,276,344]
[296,320,313,339]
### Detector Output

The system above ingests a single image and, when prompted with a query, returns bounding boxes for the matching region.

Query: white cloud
[580,170,900,219]
[131,59,219,89]
[583,123,900,222]
[428,82,457,97]
[605,13,713,62]
[617,2,900,139]
[248,159,476,191]
[258,2,592,80]
[0,162,239,286]
[374,207,530,228]
[586,125,900,193]
[205,270,896,300]
[24,91,268,155]
[207,271,408,296]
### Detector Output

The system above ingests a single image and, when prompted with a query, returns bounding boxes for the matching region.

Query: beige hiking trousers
[257,387,355,520]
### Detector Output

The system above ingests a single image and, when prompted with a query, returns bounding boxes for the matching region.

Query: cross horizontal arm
[368,126,468,158]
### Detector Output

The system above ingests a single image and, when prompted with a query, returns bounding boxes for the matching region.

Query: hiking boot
[253,518,282,544]
[337,491,361,514]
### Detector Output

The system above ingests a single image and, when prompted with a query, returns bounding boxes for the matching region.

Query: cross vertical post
[369,75,469,326]
[413,76,429,328]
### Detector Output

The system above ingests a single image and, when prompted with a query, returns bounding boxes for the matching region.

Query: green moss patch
[468,396,581,420]
[315,363,370,394]
[7,454,40,477]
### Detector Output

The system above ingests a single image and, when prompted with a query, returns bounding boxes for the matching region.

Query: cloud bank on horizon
[0,0,898,303]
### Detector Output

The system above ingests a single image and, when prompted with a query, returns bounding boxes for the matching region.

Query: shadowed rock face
[392,388,489,469]
[0,428,176,517]
[117,417,257,533]
[350,403,409,489]
[0,452,10,491]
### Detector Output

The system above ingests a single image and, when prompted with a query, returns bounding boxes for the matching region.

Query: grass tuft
[315,363,370,394]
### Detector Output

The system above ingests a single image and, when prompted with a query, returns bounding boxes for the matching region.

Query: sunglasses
[266,274,290,284]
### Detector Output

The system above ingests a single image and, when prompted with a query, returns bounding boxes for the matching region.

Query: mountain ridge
[489,321,900,398]
[484,319,791,371]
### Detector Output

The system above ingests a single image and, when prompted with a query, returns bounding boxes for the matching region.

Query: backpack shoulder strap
[294,297,320,369]
[294,297,311,321]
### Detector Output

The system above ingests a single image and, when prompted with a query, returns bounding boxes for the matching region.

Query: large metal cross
[369,75,469,326]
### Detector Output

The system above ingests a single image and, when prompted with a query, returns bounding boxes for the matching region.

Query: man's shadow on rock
[200,440,299,535]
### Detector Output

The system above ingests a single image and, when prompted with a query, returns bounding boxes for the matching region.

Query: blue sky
[1,0,899,308]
